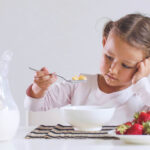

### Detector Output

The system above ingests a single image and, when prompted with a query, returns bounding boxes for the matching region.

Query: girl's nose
[109,61,119,75]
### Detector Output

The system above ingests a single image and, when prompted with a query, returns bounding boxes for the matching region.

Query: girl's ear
[102,36,107,47]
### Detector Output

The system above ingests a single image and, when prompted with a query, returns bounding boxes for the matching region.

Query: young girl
[24,13,150,125]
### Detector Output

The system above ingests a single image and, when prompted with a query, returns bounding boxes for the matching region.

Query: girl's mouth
[106,74,117,80]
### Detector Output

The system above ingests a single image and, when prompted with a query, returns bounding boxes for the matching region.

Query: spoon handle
[29,67,68,81]
[28,67,38,72]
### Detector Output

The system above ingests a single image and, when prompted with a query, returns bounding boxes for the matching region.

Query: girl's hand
[31,67,57,98]
[132,57,150,84]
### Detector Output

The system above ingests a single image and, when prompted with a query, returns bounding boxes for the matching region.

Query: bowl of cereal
[61,105,115,131]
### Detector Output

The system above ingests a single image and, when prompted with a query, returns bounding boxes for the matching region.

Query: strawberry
[147,111,150,115]
[136,111,150,124]
[124,121,132,127]
[115,123,131,135]
[133,112,140,123]
[131,119,136,124]
[143,121,150,134]
[126,123,143,135]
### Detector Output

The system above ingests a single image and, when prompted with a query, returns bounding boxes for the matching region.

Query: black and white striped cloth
[25,124,118,139]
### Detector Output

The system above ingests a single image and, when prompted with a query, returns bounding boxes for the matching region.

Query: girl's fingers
[145,58,150,74]
[34,78,56,90]
[34,75,57,85]
[132,62,145,84]
[35,67,50,78]
[132,58,150,84]
[34,74,57,82]
[34,80,50,89]
[138,62,145,73]
[33,67,57,90]
[35,75,50,82]
[35,71,46,77]
[41,67,49,74]
[34,77,54,84]
[49,73,57,79]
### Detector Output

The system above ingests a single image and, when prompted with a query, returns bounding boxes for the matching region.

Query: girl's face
[100,31,146,88]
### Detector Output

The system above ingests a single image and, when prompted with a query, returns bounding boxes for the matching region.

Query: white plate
[109,130,150,144]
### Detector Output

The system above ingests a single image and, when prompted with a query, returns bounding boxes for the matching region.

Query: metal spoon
[29,67,87,83]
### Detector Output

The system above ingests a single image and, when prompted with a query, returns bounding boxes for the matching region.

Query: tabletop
[1,126,150,150]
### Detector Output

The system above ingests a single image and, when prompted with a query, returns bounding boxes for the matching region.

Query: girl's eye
[122,63,132,69]
[106,54,113,61]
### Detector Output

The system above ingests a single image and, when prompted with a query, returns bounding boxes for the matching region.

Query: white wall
[0,0,150,125]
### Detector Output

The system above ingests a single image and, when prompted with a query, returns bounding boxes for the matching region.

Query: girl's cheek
[100,58,110,74]
[120,70,135,81]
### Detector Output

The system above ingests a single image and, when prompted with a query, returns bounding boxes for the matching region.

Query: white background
[0,0,150,125]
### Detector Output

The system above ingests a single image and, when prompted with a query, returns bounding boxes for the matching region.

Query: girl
[25,13,150,125]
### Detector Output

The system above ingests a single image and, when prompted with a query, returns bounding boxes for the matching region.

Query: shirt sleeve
[132,77,150,106]
[24,81,77,111]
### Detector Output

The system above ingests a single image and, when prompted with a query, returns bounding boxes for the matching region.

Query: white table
[0,126,150,150]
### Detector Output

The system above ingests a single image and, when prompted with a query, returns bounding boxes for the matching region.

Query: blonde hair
[103,14,150,56]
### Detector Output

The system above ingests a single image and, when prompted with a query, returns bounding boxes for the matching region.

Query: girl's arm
[132,57,150,84]
[132,77,150,106]
[131,57,150,106]
[24,82,76,111]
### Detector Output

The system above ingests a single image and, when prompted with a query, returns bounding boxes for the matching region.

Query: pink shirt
[24,74,150,125]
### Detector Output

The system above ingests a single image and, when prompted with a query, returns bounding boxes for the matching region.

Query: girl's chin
[105,80,118,86]
[104,76,118,85]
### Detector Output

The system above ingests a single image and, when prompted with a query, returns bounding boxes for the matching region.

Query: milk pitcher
[0,50,20,141]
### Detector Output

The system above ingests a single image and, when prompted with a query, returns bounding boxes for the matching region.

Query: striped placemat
[25,124,118,139]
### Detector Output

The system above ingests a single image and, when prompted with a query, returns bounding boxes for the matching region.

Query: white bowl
[61,105,115,131]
